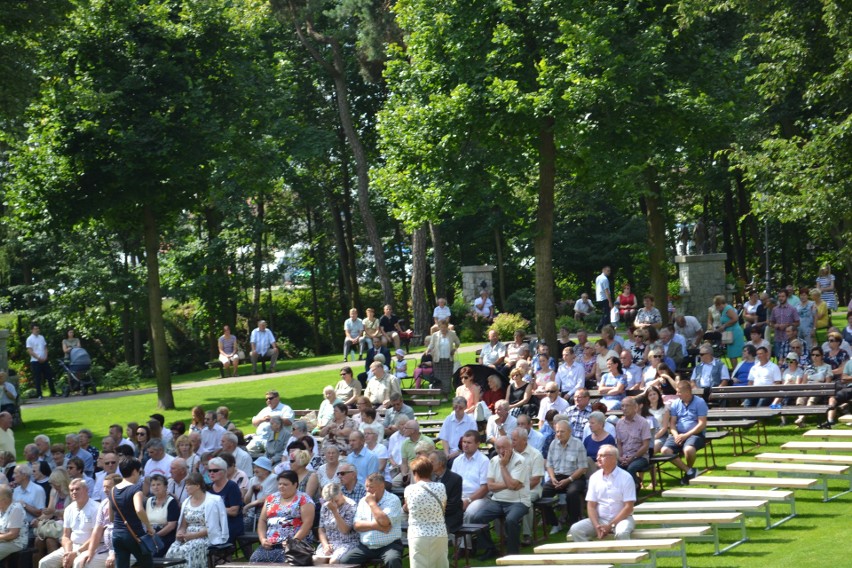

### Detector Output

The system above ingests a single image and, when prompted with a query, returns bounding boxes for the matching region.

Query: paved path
[27,344,482,407]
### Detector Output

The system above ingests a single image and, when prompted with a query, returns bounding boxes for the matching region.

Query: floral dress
[165,500,208,568]
[250,492,314,563]
[316,497,358,563]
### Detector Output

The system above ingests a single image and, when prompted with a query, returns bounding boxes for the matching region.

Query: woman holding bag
[111,457,157,568]
[404,456,448,568]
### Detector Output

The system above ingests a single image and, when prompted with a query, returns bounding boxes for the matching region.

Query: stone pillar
[0,330,8,372]
[461,265,495,305]
[674,254,728,318]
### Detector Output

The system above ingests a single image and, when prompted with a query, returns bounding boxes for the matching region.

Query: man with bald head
[512,427,544,546]
[168,458,189,503]
[537,381,569,424]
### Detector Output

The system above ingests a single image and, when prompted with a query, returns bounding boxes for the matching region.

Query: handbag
[284,536,314,566]
[721,330,734,344]
[36,519,63,540]
[110,488,163,556]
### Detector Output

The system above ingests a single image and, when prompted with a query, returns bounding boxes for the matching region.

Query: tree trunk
[535,117,557,348]
[722,174,747,280]
[429,222,447,300]
[643,170,669,327]
[338,133,362,312]
[411,224,431,338]
[251,196,265,326]
[494,225,507,311]
[305,204,323,355]
[395,223,409,318]
[328,193,352,314]
[142,204,174,409]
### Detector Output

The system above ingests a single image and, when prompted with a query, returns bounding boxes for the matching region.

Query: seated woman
[598,356,627,411]
[146,474,180,556]
[730,345,757,387]
[316,446,342,488]
[216,406,236,432]
[357,408,384,443]
[317,386,338,429]
[456,367,482,416]
[481,374,504,413]
[532,354,555,394]
[318,402,356,456]
[244,457,278,531]
[618,284,638,326]
[250,471,315,563]
[645,362,679,401]
[206,456,244,544]
[218,325,241,378]
[412,351,433,388]
[506,367,536,418]
[290,449,320,504]
[166,473,229,568]
[582,411,616,470]
[265,416,289,465]
[32,468,71,565]
[334,367,361,408]
[0,485,27,562]
[315,482,357,564]
[637,385,669,453]
[624,328,649,367]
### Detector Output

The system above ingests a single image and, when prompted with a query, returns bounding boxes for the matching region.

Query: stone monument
[674,253,728,318]
[460,265,495,305]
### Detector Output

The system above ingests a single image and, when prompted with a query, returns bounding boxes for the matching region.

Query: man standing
[38,479,99,568]
[556,348,585,401]
[479,330,506,369]
[429,451,463,534]
[438,398,477,462]
[467,436,530,559]
[745,346,782,407]
[614,397,651,484]
[27,324,56,399]
[661,380,708,483]
[769,290,800,358]
[542,420,587,533]
[250,320,278,374]
[674,314,704,365]
[341,472,404,568]
[569,445,636,541]
[344,308,366,362]
[347,431,379,485]
[595,267,613,333]
[512,427,545,547]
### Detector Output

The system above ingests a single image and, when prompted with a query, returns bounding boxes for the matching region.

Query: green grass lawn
[13,326,852,567]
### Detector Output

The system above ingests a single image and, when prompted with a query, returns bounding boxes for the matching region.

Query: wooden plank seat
[635,500,771,531]
[536,539,686,568]
[403,388,441,396]
[709,384,835,403]
[782,441,852,452]
[706,419,762,456]
[726,460,851,501]
[803,429,852,439]
[689,475,819,489]
[497,552,649,565]
[706,409,779,420]
[632,512,746,555]
[662,487,797,528]
[838,414,852,424]
[630,526,711,539]
[756,451,852,466]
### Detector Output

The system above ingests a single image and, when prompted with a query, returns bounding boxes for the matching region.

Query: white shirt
[623,364,643,389]
[250,327,276,354]
[488,452,530,506]
[595,273,610,302]
[748,361,782,386]
[537,396,569,423]
[574,299,594,315]
[433,305,451,321]
[143,454,174,479]
[64,497,100,545]
[473,296,493,317]
[485,414,517,443]
[586,466,636,523]
[344,318,365,338]
[26,333,47,362]
[556,361,585,396]
[674,315,703,345]
[199,424,226,455]
[253,402,294,439]
[451,451,489,498]
[438,413,477,454]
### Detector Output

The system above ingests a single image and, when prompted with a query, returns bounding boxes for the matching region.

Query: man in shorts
[660,380,707,484]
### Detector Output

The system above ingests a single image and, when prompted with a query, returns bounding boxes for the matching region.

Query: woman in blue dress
[713,295,745,367]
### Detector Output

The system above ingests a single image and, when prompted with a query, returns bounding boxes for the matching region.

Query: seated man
[248,390,294,453]
[364,362,402,407]
[341,472,404,568]
[556,348,585,401]
[512,427,545,547]
[744,346,781,407]
[541,420,587,534]
[39,478,99,568]
[466,436,530,559]
[569,444,636,541]
[485,400,517,446]
[619,350,643,391]
[823,357,852,428]
[479,330,506,369]
[472,290,494,322]
[452,430,489,517]
[438,398,477,462]
[379,305,404,350]
[250,320,278,374]
[382,393,414,438]
[537,381,569,424]
[429,451,463,534]
[690,344,731,389]
[431,297,452,334]
[661,380,708,483]
[614,397,651,484]
[659,327,685,368]
[573,293,595,322]
[393,421,435,488]
[674,313,704,366]
[343,308,366,362]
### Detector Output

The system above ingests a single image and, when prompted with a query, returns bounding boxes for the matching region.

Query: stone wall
[461,265,495,305]
[675,253,728,318]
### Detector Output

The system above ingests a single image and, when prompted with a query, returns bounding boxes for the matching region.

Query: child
[392,348,409,380]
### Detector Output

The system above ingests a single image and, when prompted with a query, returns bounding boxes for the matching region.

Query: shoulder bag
[284,535,314,566]
[420,483,446,514]
[110,488,164,556]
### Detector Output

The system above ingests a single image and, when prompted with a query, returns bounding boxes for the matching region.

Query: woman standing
[206,457,244,543]
[404,456,448,568]
[712,295,745,367]
[250,471,315,563]
[146,474,179,556]
[426,320,460,401]
[797,288,816,345]
[316,483,357,563]
[217,325,240,378]
[166,473,229,568]
[111,457,157,568]
[812,289,830,344]
[61,329,81,359]
[816,265,837,310]
[0,485,27,561]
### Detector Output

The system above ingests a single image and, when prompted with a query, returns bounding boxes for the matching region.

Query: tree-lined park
[1,0,849,408]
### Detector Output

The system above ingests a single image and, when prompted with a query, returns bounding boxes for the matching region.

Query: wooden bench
[402,388,441,397]
[536,539,686,568]
[497,552,648,565]
[689,475,819,490]
[630,526,711,539]
[782,441,852,453]
[662,487,797,528]
[635,500,771,530]
[408,398,441,417]
[838,414,852,424]
[756,451,852,466]
[708,384,835,409]
[803,429,852,439]
[706,419,762,456]
[726,460,852,501]
[632,512,746,555]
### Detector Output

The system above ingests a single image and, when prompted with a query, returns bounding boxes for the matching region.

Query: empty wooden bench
[782,441,852,453]
[726,460,851,501]
[497,552,648,565]
[537,538,686,568]
[632,512,746,555]
[662,487,797,528]
[803,429,852,439]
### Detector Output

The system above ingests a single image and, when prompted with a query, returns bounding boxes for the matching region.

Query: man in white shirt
[199,411,227,455]
[251,390,293,444]
[479,330,506,368]
[39,478,99,568]
[485,401,517,446]
[512,427,545,546]
[568,444,635,541]
[431,298,452,333]
[142,440,174,494]
[438,398,477,461]
[573,293,595,322]
[249,320,278,374]
[344,308,366,362]
[168,459,190,504]
[595,267,612,333]
[220,433,253,479]
[745,346,782,407]
[13,464,45,523]
[674,314,704,365]
[556,348,585,400]
[619,351,643,390]
[472,290,494,322]
[27,324,57,399]
[92,452,119,502]
[452,431,489,515]
[364,363,402,407]
[538,381,569,423]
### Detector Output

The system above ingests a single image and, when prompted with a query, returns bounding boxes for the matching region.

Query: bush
[489,313,530,342]
[101,362,142,391]
[555,316,585,334]
[458,327,479,343]
[504,289,536,319]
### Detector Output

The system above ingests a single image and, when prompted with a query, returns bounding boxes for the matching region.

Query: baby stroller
[58,348,97,396]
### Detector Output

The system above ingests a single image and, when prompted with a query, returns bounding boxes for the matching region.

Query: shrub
[555,316,584,334]
[101,362,142,391]
[489,313,530,342]
[458,327,478,343]
[504,289,536,319]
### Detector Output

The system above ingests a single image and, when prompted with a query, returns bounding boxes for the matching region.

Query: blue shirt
[669,395,708,435]
[600,373,628,403]
[347,447,379,485]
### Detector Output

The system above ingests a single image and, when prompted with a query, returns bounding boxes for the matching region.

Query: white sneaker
[549,524,562,535]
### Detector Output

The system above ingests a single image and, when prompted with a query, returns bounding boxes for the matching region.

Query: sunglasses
[546,390,558,394]
[207,469,222,473]
[337,471,353,476]
[136,432,147,436]
[650,355,661,358]
[266,396,277,400]
[103,461,117,465]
